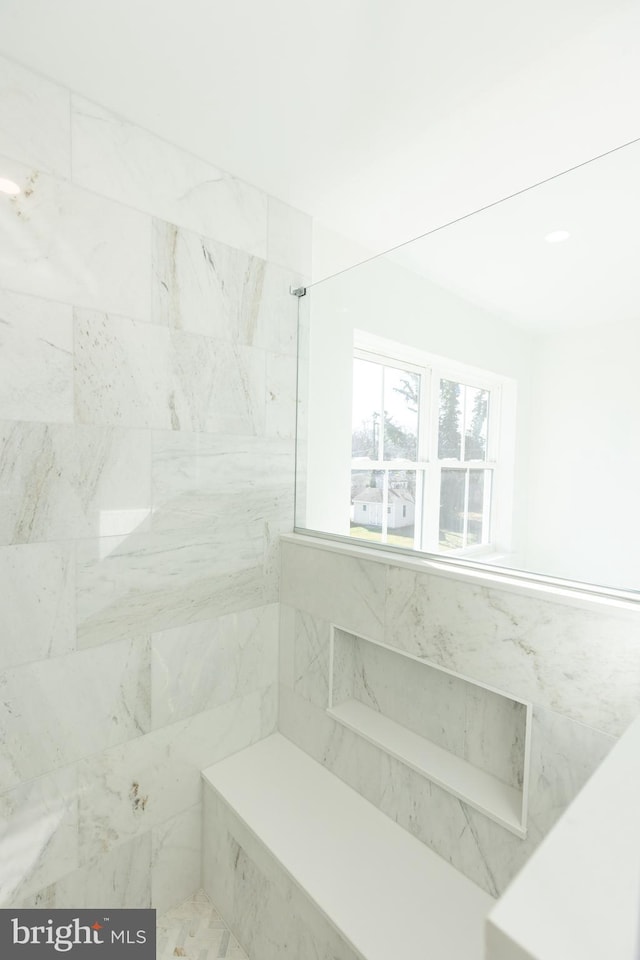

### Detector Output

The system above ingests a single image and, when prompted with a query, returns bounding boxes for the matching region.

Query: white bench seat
[202,733,493,960]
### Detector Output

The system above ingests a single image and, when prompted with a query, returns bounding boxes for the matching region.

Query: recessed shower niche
[328,628,531,836]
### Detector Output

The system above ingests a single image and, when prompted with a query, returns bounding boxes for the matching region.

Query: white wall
[523,316,640,591]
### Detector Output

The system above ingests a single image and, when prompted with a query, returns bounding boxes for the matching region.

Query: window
[350,335,510,556]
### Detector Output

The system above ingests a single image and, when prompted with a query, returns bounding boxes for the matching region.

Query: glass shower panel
[293,135,640,595]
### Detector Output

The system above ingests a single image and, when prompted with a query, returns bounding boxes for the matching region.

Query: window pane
[352,359,382,459]
[464,387,489,461]
[438,380,461,459]
[383,367,419,461]
[350,469,416,548]
[388,469,416,548]
[468,469,491,545]
[350,469,384,542]
[439,468,465,550]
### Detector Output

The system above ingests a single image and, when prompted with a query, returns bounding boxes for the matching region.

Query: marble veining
[0,154,151,320]
[77,686,276,863]
[0,766,79,905]
[153,220,265,341]
[0,637,150,791]
[281,540,387,641]
[265,351,297,439]
[0,640,150,791]
[76,522,273,646]
[150,431,294,533]
[0,289,73,423]
[279,668,615,898]
[204,789,355,960]
[72,96,267,259]
[151,604,279,728]
[74,309,174,429]
[153,220,300,356]
[151,805,202,914]
[169,329,266,436]
[14,835,152,910]
[384,566,640,736]
[0,420,151,545]
[0,542,75,670]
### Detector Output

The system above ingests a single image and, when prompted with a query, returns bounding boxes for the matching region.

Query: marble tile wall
[280,538,640,897]
[0,54,310,909]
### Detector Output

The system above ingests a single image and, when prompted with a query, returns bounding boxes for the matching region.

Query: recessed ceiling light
[544,229,570,243]
[0,177,21,196]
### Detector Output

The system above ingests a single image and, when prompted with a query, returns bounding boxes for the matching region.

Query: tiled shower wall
[280,538,640,898]
[0,55,310,910]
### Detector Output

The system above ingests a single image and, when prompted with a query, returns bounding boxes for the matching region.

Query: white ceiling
[0,0,639,263]
[389,136,640,333]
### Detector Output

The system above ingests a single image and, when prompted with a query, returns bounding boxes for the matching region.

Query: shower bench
[202,733,493,960]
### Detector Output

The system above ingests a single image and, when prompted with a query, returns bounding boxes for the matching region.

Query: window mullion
[382,471,389,543]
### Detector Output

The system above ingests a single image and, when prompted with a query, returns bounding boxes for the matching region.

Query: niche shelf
[327,628,531,838]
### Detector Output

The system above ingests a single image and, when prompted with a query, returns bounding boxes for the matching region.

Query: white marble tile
[281,540,386,641]
[0,421,151,545]
[72,97,267,258]
[265,351,297,439]
[0,766,78,906]
[151,804,202,913]
[267,196,313,276]
[75,309,271,436]
[287,610,331,710]
[349,634,470,757]
[153,221,300,356]
[340,632,526,792]
[152,220,265,339]
[0,542,75,670]
[262,515,293,598]
[378,702,616,897]
[19,836,153,910]
[384,565,640,736]
[278,604,296,691]
[76,521,272,647]
[169,330,266,436]
[278,685,384,811]
[151,431,294,533]
[74,309,173,429]
[0,154,151,320]
[151,604,279,728]
[280,673,614,899]
[203,786,358,960]
[52,834,152,909]
[331,629,357,705]
[0,290,73,423]
[253,260,302,357]
[438,703,617,896]
[0,638,150,791]
[464,686,526,790]
[77,686,276,862]
[376,752,505,897]
[0,56,70,177]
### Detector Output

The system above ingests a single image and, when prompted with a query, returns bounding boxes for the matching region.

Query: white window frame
[352,331,514,558]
